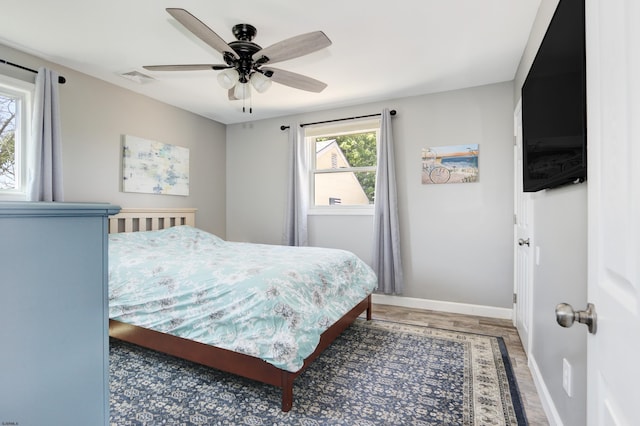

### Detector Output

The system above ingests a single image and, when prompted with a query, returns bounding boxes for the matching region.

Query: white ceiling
[0,0,540,124]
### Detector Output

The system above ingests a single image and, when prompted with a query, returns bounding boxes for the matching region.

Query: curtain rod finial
[280,125,290,131]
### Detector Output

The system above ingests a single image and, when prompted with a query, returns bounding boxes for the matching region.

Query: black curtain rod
[0,59,66,84]
[280,109,396,131]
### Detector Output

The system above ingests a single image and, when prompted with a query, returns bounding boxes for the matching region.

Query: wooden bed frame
[108,208,372,412]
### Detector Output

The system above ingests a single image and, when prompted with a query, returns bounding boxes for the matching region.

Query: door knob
[518,238,530,246]
[555,302,597,334]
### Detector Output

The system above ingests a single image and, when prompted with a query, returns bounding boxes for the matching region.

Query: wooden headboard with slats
[109,208,197,234]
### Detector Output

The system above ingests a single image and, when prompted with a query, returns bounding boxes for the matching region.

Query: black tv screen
[521,0,586,192]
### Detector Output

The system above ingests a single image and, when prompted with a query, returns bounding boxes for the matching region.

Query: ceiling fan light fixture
[250,72,272,93]
[217,68,239,89]
[233,82,251,100]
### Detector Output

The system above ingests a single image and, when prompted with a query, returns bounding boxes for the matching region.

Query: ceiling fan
[143,8,332,110]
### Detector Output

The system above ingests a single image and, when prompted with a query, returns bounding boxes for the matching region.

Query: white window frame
[0,74,33,201]
[306,117,380,216]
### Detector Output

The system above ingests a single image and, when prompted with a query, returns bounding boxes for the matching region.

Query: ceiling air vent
[119,70,155,84]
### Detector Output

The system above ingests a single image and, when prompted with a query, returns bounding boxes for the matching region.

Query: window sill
[308,207,374,216]
[0,192,27,201]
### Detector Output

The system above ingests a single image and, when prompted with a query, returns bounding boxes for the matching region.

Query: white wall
[0,43,227,236]
[514,0,588,424]
[531,185,587,426]
[227,81,515,309]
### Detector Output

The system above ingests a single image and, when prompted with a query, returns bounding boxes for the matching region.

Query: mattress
[108,226,377,372]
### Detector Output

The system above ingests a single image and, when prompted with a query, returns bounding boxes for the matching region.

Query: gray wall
[227,81,515,308]
[515,0,588,424]
[0,43,227,236]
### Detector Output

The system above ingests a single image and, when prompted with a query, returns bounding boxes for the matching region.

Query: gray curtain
[372,108,403,294]
[283,124,309,246]
[27,67,63,201]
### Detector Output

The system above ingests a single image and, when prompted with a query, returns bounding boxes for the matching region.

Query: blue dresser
[0,202,120,426]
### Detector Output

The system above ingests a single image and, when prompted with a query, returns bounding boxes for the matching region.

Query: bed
[107,208,376,412]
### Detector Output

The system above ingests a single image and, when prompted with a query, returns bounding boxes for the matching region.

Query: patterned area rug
[109,320,527,425]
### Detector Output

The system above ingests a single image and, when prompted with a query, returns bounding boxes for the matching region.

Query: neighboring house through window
[0,74,32,200]
[307,118,379,211]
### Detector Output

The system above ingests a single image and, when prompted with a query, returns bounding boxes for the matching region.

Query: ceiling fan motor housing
[227,24,264,83]
[232,23,257,41]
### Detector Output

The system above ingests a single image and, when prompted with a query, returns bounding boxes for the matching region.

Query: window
[0,75,32,199]
[308,119,379,211]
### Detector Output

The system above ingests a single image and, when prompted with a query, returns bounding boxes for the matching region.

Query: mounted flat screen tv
[521,0,586,192]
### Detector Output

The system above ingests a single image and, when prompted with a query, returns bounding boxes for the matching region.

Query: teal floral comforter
[108,226,377,372]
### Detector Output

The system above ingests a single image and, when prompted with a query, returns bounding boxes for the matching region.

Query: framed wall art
[122,135,190,196]
[421,144,479,185]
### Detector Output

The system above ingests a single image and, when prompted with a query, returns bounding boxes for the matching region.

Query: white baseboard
[371,294,513,320]
[528,355,563,426]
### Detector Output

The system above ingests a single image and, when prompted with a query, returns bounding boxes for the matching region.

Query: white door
[513,100,533,355]
[585,0,640,424]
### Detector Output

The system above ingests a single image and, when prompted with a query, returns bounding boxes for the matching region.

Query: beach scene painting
[421,144,479,185]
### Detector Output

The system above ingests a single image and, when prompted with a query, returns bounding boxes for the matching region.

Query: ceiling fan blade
[143,64,229,71]
[166,8,239,59]
[263,67,328,93]
[252,31,331,64]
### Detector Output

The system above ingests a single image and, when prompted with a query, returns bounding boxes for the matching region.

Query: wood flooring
[371,303,549,425]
